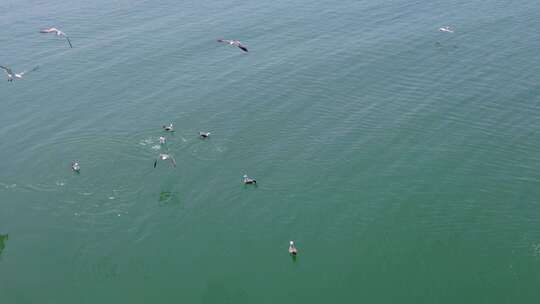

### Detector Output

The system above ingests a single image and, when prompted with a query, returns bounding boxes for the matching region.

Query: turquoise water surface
[1,0,540,302]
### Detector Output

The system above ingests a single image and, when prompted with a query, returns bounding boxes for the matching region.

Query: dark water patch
[0,234,8,259]
[158,191,182,206]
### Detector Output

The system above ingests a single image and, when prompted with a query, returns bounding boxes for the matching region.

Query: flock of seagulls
[1,27,72,83]
[2,24,453,84]
[2,26,254,181]
[150,125,253,185]
[5,23,457,257]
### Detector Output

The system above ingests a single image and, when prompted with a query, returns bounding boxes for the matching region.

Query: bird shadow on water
[158,191,182,206]
[0,234,8,259]
[435,41,459,53]
[291,254,298,263]
[243,184,258,190]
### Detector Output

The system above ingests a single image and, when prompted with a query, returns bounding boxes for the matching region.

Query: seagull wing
[65,36,73,48]
[19,66,39,76]
[217,39,231,44]
[154,159,158,168]
[232,41,248,52]
[41,27,60,34]
[238,45,248,52]
[0,66,13,75]
[170,157,177,167]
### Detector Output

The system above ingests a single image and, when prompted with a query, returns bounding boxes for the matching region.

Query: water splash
[0,183,17,189]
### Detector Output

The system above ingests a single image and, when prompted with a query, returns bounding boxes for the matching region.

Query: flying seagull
[40,27,73,48]
[0,65,39,82]
[217,39,248,52]
[154,153,176,168]
[439,26,454,33]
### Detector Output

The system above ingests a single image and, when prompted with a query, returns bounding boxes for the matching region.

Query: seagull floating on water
[71,161,80,172]
[40,27,73,48]
[199,131,211,139]
[289,241,298,256]
[242,174,256,184]
[0,65,39,82]
[162,123,174,132]
[154,153,176,168]
[217,39,248,52]
[439,26,454,33]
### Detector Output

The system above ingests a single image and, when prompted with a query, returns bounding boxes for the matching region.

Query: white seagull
[242,174,256,184]
[71,161,81,172]
[199,131,211,139]
[162,123,174,132]
[0,65,39,82]
[439,26,454,33]
[159,136,167,144]
[154,153,176,168]
[289,241,298,256]
[40,27,73,48]
[217,39,248,52]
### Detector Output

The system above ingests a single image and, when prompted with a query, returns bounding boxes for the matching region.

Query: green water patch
[0,234,8,259]
[158,191,181,205]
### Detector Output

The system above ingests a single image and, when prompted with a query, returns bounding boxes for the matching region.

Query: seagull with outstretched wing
[217,39,248,52]
[40,27,73,48]
[1,65,39,82]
